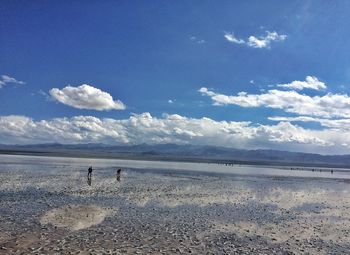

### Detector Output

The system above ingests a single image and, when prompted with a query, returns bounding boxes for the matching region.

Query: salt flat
[0,155,350,254]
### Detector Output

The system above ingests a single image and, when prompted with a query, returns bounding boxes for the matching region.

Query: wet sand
[1,156,350,254]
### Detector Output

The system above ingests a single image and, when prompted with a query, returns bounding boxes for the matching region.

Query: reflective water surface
[0,153,349,179]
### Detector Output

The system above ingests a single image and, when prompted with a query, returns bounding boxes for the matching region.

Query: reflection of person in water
[87,166,93,186]
[116,169,122,182]
[87,175,92,186]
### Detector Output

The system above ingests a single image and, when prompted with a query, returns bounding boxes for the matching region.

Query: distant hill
[1,143,350,168]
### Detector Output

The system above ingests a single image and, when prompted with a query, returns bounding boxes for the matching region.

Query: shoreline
[0,153,348,181]
[1,149,350,170]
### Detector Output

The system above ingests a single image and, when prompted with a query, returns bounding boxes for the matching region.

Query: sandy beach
[1,155,350,254]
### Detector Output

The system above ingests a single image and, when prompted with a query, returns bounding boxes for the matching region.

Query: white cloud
[199,87,350,119]
[257,121,331,147]
[0,75,25,88]
[269,116,350,131]
[189,36,206,44]
[224,32,245,44]
[0,113,347,154]
[197,78,350,152]
[224,31,287,49]
[277,76,326,90]
[49,84,126,111]
[247,31,287,49]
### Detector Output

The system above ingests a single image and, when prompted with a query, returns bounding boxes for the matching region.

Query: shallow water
[0,154,347,179]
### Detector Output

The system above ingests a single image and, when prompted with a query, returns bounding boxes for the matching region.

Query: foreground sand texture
[1,156,350,254]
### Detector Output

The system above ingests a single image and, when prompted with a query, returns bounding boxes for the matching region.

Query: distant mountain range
[1,143,350,168]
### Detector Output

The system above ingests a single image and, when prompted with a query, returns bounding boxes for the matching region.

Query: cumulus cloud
[224,31,287,49]
[257,121,331,146]
[0,113,346,154]
[269,116,350,131]
[49,84,126,111]
[199,87,350,119]
[277,76,326,91]
[0,75,25,88]
[198,77,350,152]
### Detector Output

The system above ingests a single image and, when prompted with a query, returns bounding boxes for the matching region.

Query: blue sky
[2,1,350,154]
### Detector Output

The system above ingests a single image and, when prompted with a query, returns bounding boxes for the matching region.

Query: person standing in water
[88,166,93,178]
[116,169,122,182]
[87,166,93,186]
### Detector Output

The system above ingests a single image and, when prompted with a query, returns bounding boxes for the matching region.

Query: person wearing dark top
[87,166,93,186]
[116,169,121,182]
[88,166,93,178]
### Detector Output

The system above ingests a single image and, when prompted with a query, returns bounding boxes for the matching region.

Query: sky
[1,0,350,154]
